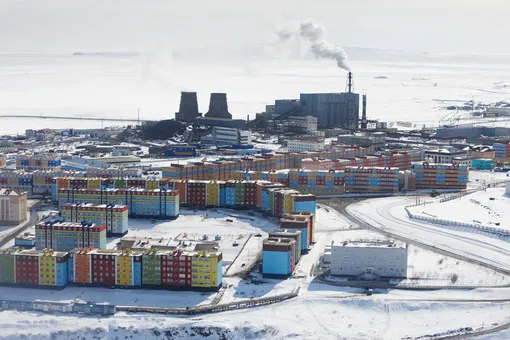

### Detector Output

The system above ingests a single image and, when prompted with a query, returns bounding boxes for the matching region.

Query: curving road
[332,196,510,339]
[341,197,510,275]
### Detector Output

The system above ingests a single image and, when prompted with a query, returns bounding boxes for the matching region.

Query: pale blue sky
[0,0,508,54]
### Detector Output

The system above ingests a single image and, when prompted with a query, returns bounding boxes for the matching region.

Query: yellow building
[191,251,222,288]
[206,181,219,206]
[0,189,28,225]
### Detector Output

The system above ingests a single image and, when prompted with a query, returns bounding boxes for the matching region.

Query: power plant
[205,93,232,120]
[175,73,368,132]
[175,92,201,123]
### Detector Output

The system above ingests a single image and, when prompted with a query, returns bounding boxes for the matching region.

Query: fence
[117,287,300,315]
[404,207,510,238]
[0,299,116,315]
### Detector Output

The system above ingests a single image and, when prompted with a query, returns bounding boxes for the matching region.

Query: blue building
[262,238,295,278]
[165,145,198,158]
[471,159,494,170]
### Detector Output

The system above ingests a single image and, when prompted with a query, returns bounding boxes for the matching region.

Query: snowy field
[321,229,509,286]
[409,187,510,231]
[1,49,510,135]
[0,299,508,340]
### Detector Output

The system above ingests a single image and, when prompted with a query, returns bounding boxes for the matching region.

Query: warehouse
[328,240,408,280]
[0,188,28,225]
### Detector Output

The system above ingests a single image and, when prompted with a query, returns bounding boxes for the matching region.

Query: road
[0,201,42,249]
[330,196,510,339]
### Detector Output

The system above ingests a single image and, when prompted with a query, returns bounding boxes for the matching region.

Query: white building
[0,188,28,225]
[424,148,466,164]
[285,116,318,132]
[212,127,252,146]
[327,240,408,280]
[287,139,325,153]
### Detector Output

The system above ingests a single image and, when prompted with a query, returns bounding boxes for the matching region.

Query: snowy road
[345,197,510,274]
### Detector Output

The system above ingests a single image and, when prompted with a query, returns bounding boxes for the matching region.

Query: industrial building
[35,221,107,251]
[283,116,318,133]
[287,138,325,152]
[424,149,467,164]
[301,91,360,129]
[164,145,198,158]
[327,240,408,280]
[175,92,201,123]
[60,203,129,236]
[337,132,386,149]
[262,238,296,278]
[463,145,495,160]
[206,127,252,147]
[57,188,180,219]
[471,159,494,170]
[0,189,28,225]
[435,126,510,139]
[193,117,246,129]
[204,93,232,120]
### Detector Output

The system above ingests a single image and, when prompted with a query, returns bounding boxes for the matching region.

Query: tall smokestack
[347,72,353,93]
[175,92,201,123]
[361,94,367,130]
[205,93,232,119]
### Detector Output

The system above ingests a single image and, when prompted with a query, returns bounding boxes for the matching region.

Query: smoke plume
[275,19,350,71]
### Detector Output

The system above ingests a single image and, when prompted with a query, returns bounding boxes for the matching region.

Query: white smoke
[275,19,350,71]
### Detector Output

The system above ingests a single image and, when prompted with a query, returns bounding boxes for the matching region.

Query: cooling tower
[175,92,201,122]
[205,93,232,120]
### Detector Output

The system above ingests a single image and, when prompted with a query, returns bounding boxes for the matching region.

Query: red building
[161,249,192,287]
[186,181,206,207]
[90,251,116,285]
[15,253,39,285]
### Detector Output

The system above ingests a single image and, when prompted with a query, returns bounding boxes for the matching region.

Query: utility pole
[137,109,140,125]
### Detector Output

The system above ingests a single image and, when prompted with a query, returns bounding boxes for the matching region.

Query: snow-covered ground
[0,299,508,340]
[409,187,510,231]
[1,50,510,135]
[347,197,510,272]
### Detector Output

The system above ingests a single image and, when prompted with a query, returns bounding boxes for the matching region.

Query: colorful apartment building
[161,147,374,181]
[268,230,302,264]
[1,249,69,287]
[66,244,222,291]
[262,238,296,278]
[57,188,180,219]
[35,222,106,252]
[0,188,28,225]
[16,154,62,171]
[0,154,6,168]
[279,214,314,253]
[85,168,143,178]
[411,162,468,190]
[344,167,400,193]
[60,203,129,236]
